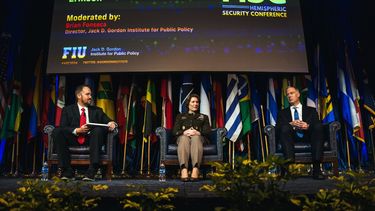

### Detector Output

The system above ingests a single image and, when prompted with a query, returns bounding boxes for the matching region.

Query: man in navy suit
[276,86,324,179]
[52,85,116,181]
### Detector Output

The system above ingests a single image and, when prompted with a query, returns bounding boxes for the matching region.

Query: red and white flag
[161,75,173,129]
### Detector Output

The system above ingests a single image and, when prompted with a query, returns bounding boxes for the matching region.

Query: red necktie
[78,107,86,144]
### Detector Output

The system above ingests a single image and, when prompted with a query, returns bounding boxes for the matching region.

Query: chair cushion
[69,146,90,154]
[276,141,331,153]
[68,146,106,154]
[167,144,217,155]
[275,123,333,154]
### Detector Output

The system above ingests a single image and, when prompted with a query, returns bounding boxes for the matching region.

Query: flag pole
[260,105,269,157]
[121,137,128,175]
[147,136,151,176]
[228,140,231,164]
[10,138,15,175]
[140,139,145,175]
[232,141,235,169]
[356,141,363,172]
[31,141,37,177]
[14,132,20,177]
[121,86,133,176]
[257,119,265,162]
[343,124,351,170]
[42,143,46,164]
[257,105,265,162]
[370,128,375,171]
[247,133,251,161]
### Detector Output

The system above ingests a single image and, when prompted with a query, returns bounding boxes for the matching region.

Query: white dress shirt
[77,103,90,123]
[290,103,302,121]
[73,104,90,135]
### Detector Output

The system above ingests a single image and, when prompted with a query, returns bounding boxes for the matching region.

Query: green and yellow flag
[10,80,22,133]
[143,79,157,143]
[1,74,23,138]
[238,74,251,135]
[281,78,290,109]
[96,74,115,120]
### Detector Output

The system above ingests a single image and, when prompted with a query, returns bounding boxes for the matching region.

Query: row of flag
[0,43,374,169]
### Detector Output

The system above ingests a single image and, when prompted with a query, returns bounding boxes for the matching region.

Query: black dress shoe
[83,167,96,181]
[312,171,325,180]
[180,177,189,182]
[280,166,289,177]
[61,168,74,180]
[190,177,199,182]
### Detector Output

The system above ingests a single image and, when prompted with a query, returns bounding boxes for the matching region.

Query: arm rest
[328,121,340,154]
[106,127,118,161]
[156,127,168,161]
[43,125,55,161]
[264,125,276,154]
[210,128,227,161]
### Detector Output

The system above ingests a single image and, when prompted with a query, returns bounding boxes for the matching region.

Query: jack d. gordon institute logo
[222,0,288,18]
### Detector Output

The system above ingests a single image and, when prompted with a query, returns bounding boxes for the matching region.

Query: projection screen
[46,0,308,73]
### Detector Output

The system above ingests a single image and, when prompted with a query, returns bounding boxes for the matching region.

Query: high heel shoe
[180,168,189,182]
[190,167,199,182]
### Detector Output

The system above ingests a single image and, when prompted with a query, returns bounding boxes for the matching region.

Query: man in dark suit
[52,85,116,181]
[276,86,324,179]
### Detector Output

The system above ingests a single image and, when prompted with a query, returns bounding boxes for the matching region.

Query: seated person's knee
[280,124,293,134]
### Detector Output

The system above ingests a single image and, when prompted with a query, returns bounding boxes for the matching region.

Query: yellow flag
[96,74,115,120]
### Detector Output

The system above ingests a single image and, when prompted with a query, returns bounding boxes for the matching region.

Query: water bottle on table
[159,161,166,182]
[41,161,49,181]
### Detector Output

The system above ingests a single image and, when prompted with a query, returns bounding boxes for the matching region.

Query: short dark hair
[75,84,91,97]
[185,93,200,108]
[286,86,300,92]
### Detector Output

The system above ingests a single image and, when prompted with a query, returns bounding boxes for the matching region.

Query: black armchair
[155,127,227,166]
[43,125,118,180]
[264,121,341,176]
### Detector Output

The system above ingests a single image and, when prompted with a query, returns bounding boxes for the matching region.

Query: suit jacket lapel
[286,107,292,122]
[88,106,94,123]
[74,105,80,123]
[302,106,308,121]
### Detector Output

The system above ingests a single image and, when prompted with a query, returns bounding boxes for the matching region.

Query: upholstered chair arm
[43,125,55,161]
[213,128,227,161]
[156,127,168,161]
[328,121,340,155]
[106,127,118,161]
[264,125,276,154]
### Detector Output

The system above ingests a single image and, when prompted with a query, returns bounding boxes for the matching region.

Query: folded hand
[290,120,309,130]
[77,124,90,134]
[183,128,201,137]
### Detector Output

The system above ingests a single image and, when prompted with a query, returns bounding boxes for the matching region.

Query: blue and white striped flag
[225,74,242,142]
[266,78,278,126]
[305,75,318,109]
[338,61,358,130]
[179,74,194,113]
[200,74,212,126]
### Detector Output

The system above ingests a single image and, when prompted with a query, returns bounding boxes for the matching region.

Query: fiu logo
[62,46,87,59]
[222,0,286,4]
